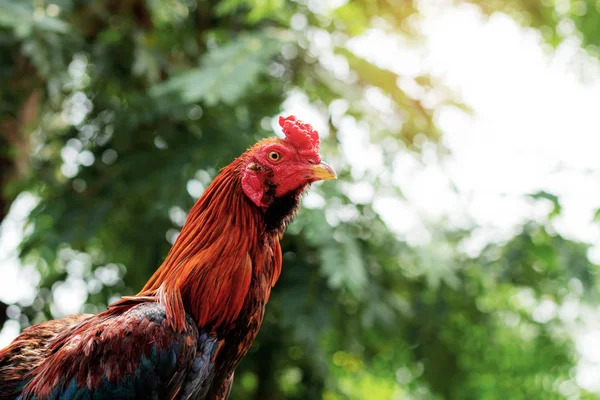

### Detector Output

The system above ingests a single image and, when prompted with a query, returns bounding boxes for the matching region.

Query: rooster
[0,115,336,399]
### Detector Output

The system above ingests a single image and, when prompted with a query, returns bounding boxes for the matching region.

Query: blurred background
[1,0,600,398]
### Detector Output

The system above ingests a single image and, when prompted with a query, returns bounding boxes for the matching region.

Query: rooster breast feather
[0,302,223,400]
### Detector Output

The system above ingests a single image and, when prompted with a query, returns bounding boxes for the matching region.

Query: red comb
[279,115,320,154]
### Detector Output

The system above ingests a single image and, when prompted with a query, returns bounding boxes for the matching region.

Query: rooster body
[0,303,220,399]
[0,116,336,399]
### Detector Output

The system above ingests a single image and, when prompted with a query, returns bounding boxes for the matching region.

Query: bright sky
[1,2,600,392]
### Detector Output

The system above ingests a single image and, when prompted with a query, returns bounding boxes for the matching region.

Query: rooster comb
[279,115,320,154]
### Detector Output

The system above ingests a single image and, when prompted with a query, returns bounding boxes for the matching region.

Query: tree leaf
[150,33,282,105]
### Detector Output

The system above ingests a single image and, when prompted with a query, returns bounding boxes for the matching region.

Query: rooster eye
[268,151,281,162]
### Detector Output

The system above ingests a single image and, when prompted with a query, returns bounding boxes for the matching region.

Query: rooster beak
[310,161,337,181]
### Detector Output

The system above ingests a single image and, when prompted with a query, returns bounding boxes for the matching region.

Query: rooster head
[241,115,336,208]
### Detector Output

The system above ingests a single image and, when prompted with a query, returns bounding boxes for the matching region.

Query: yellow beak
[310,161,337,181]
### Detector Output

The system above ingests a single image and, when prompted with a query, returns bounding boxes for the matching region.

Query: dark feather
[0,303,226,400]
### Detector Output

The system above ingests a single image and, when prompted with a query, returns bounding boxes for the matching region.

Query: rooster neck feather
[113,156,301,334]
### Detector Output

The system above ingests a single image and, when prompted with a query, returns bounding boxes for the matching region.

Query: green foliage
[151,32,283,104]
[567,0,600,49]
[1,1,599,399]
[0,0,69,36]
[468,0,600,54]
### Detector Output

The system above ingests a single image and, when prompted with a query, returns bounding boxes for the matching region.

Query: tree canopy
[1,0,599,399]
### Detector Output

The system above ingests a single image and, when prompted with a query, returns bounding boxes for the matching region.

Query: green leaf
[0,0,69,34]
[215,0,287,23]
[527,191,562,218]
[150,33,282,105]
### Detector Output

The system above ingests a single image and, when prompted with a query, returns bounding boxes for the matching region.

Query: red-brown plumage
[120,146,279,333]
[0,115,335,399]
[0,315,91,392]
[18,302,199,398]
[27,307,184,395]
